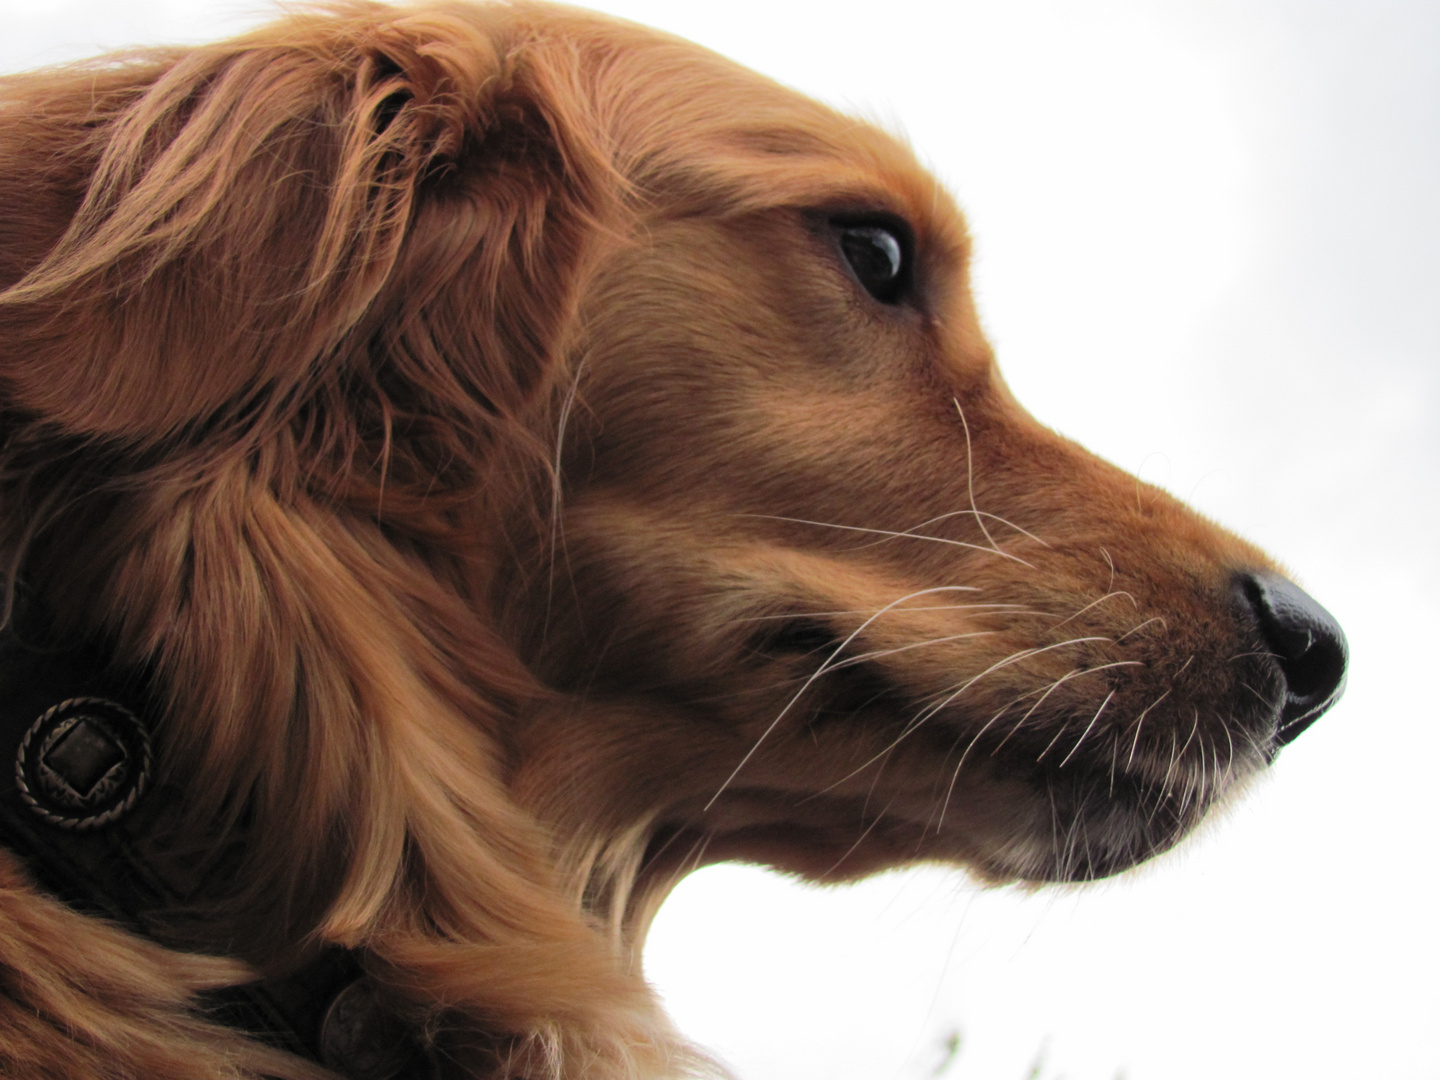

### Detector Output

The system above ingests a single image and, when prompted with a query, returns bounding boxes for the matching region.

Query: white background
[4,2,1436,1078]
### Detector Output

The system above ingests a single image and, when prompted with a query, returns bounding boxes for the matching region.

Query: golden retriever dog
[0,3,1347,1078]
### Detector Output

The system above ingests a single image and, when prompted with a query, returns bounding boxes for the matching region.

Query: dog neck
[0,595,432,1078]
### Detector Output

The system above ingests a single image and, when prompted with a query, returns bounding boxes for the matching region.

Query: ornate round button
[15,697,151,829]
[319,978,437,1080]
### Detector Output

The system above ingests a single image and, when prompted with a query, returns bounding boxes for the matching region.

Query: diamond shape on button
[16,697,152,830]
[42,717,126,797]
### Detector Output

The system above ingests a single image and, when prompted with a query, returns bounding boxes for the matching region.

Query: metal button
[319,977,437,1080]
[16,697,151,829]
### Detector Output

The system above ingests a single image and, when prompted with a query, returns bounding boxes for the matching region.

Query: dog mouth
[900,722,1226,883]
[643,739,1209,888]
[708,616,1272,887]
[685,620,1251,884]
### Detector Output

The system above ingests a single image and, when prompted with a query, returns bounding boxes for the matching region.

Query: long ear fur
[0,4,687,1077]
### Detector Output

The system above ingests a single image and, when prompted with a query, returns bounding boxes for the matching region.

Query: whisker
[1050,590,1138,629]
[915,635,1115,745]
[1193,731,1209,813]
[644,826,713,882]
[995,670,1082,758]
[819,801,895,878]
[819,630,997,671]
[1124,688,1172,770]
[1116,616,1167,643]
[1047,786,1062,876]
[1177,707,1201,763]
[739,515,1035,568]
[738,602,1038,622]
[1057,688,1116,768]
[953,397,1001,552]
[1154,727,1181,820]
[933,649,1130,832]
[897,507,1050,549]
[1173,713,1203,820]
[1240,681,1272,705]
[806,635,1121,818]
[934,700,1018,832]
[814,682,1053,806]
[1001,659,1141,759]
[680,833,715,878]
[705,585,980,808]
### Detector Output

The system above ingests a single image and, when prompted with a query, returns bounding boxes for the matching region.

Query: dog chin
[647,743,1252,890]
[961,745,1268,884]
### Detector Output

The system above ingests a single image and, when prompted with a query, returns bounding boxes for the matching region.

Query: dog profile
[0,3,1346,1078]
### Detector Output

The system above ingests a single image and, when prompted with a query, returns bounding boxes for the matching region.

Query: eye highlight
[834,219,910,303]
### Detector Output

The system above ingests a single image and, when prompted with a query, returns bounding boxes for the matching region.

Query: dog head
[0,2,1345,1075]
[490,11,1347,903]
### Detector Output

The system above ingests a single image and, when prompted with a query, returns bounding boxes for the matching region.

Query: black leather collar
[0,598,433,1080]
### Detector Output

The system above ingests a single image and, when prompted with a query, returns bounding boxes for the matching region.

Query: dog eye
[835,221,908,303]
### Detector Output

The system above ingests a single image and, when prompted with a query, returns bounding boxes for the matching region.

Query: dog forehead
[530,7,967,243]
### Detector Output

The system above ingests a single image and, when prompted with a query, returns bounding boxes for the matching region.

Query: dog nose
[1239,572,1348,746]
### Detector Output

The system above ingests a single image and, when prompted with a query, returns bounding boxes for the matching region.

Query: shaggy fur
[0,3,1334,1078]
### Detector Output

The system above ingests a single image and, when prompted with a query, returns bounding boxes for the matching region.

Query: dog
[0,2,1347,1078]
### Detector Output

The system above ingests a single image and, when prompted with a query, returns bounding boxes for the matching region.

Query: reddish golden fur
[0,3,1311,1077]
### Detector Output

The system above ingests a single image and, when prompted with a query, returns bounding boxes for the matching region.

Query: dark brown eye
[836,222,908,303]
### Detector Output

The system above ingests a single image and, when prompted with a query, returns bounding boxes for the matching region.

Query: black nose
[1239,572,1348,746]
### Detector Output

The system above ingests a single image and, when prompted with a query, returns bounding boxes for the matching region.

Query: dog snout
[1238,571,1348,746]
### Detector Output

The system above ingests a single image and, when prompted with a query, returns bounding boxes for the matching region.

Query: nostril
[1238,572,1348,746]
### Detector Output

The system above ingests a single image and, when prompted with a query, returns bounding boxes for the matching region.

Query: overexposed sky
[3,3,1437,1079]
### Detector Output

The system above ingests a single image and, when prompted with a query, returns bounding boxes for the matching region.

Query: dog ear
[0,3,614,464]
[1,9,675,1074]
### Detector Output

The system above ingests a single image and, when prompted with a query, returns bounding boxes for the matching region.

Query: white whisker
[1117,616,1167,643]
[1124,688,1172,770]
[739,515,1035,568]
[953,397,1001,553]
[899,507,1050,549]
[1177,708,1201,764]
[1001,659,1141,759]
[934,701,1017,832]
[820,630,997,671]
[1240,681,1272,705]
[805,680,1052,806]
[1057,688,1116,769]
[819,801,895,878]
[911,635,1114,755]
[739,602,1040,622]
[1050,590,1138,629]
[997,670,1082,758]
[705,585,980,809]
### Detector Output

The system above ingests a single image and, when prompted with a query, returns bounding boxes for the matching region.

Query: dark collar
[0,604,434,1080]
